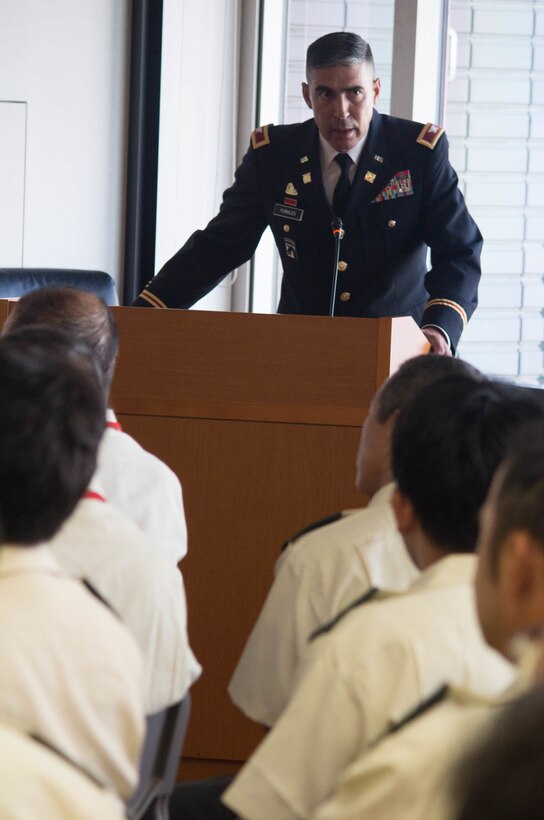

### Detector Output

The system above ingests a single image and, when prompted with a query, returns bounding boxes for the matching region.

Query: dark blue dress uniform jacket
[136,110,482,352]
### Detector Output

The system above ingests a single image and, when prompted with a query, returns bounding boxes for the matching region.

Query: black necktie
[332,153,353,217]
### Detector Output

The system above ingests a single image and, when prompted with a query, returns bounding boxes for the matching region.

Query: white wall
[155,0,241,311]
[0,0,130,289]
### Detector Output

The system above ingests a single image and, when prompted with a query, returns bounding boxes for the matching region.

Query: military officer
[134,31,482,355]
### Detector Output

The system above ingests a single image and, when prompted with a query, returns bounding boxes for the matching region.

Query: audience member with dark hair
[309,412,544,820]
[3,291,201,713]
[229,355,483,728]
[451,422,544,820]
[169,376,542,819]
[0,328,144,804]
[3,285,188,564]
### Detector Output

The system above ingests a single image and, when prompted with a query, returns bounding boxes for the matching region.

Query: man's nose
[333,93,350,119]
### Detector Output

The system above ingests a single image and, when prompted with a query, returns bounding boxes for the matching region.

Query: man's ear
[502,532,544,624]
[372,76,381,104]
[302,82,312,109]
[391,487,417,535]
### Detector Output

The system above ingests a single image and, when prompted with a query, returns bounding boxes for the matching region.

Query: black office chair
[127,695,191,820]
[0,268,119,305]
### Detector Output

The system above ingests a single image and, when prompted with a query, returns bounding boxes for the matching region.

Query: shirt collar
[0,544,66,575]
[319,132,367,171]
[409,553,477,593]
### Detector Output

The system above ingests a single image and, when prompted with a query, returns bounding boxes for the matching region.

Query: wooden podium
[108,308,428,779]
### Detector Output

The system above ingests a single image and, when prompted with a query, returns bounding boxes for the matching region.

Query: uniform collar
[368,482,395,509]
[408,553,477,593]
[318,131,367,172]
[0,543,66,575]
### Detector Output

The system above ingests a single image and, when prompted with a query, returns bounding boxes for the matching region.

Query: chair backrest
[126,694,191,820]
[0,269,119,305]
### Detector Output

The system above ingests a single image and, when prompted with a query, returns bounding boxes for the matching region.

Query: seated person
[221,377,544,819]
[0,328,144,799]
[49,477,201,713]
[451,420,544,820]
[0,720,126,819]
[229,355,483,727]
[311,417,544,820]
[2,286,188,564]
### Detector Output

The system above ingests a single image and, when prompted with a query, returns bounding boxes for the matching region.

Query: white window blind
[447,0,544,383]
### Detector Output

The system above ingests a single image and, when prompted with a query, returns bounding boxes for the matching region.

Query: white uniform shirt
[229,484,419,727]
[49,493,202,713]
[94,410,187,563]
[223,554,516,820]
[0,721,126,819]
[311,684,518,820]
[0,545,144,799]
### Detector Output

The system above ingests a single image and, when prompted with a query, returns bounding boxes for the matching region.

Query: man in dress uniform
[134,31,482,355]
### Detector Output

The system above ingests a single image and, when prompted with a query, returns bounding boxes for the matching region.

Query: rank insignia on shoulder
[416,122,444,149]
[285,182,298,196]
[251,125,270,149]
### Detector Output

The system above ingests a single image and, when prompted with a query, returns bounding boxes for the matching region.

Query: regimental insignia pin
[300,155,309,163]
[374,154,383,163]
[285,182,298,196]
[302,172,312,184]
[364,171,377,183]
[284,237,298,259]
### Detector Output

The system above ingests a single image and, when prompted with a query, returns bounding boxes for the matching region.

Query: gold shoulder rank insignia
[251,125,271,150]
[416,122,444,150]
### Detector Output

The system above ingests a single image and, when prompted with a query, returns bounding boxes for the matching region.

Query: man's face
[355,390,391,498]
[475,472,512,656]
[302,61,380,153]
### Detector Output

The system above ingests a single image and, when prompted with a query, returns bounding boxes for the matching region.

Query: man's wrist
[422,324,451,350]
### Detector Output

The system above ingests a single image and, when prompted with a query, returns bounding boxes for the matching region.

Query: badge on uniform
[373,170,414,202]
[285,182,298,196]
[284,237,298,260]
[273,203,304,221]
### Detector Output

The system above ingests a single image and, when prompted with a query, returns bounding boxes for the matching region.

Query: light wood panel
[109,309,428,773]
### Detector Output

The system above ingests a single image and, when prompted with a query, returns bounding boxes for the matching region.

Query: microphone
[329,217,345,316]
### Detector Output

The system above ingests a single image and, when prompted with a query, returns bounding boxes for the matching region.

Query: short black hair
[306,32,375,76]
[0,327,105,545]
[376,354,484,423]
[453,683,544,819]
[392,377,544,553]
[3,286,119,396]
[487,418,544,570]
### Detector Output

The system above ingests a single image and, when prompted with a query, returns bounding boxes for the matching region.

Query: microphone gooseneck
[329,217,345,317]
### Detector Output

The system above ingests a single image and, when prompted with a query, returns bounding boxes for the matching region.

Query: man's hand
[422,327,453,356]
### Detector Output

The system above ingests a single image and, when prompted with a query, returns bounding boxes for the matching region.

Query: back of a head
[453,683,544,819]
[488,418,544,560]
[0,327,106,545]
[376,354,485,423]
[306,31,374,75]
[2,286,119,395]
[392,376,544,553]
